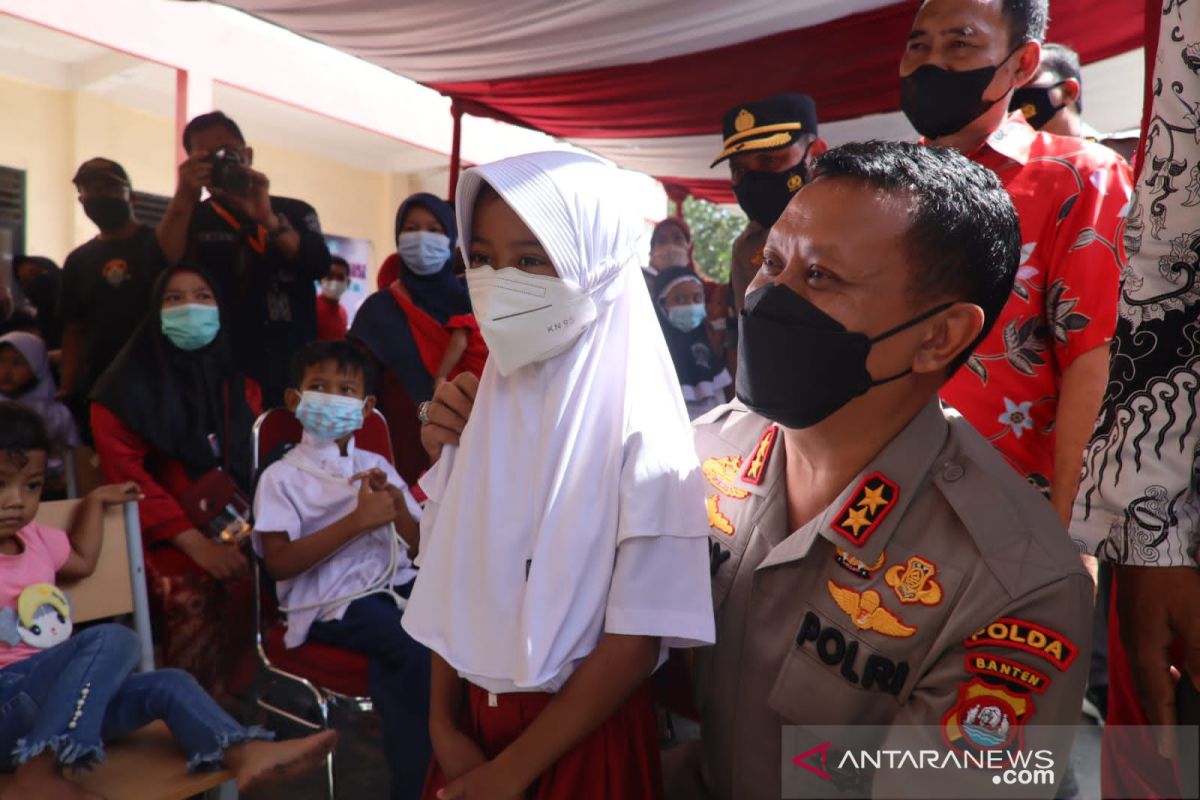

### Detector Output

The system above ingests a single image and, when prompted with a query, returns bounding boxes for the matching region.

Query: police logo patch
[834,548,885,578]
[965,617,1078,672]
[740,425,778,486]
[833,472,899,547]
[827,580,915,638]
[735,109,756,132]
[702,456,749,499]
[706,494,735,537]
[965,654,1050,694]
[884,555,943,606]
[942,679,1034,753]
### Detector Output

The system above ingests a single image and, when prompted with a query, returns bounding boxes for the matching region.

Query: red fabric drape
[387,282,487,379]
[429,0,1143,141]
[661,178,734,206]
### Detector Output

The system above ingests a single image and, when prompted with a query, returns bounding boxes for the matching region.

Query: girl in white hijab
[402,152,714,799]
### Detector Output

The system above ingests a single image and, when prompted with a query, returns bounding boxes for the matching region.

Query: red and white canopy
[217,0,1144,202]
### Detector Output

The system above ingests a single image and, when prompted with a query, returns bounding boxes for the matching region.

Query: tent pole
[448,100,463,200]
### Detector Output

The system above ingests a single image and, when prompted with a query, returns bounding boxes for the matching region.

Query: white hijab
[402,152,707,689]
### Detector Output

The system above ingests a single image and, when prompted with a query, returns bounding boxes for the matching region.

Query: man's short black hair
[1000,0,1049,46]
[329,255,350,273]
[811,141,1021,374]
[182,111,245,153]
[0,401,50,468]
[290,340,375,392]
[1038,43,1083,112]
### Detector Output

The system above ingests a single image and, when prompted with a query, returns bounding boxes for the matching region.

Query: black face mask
[82,197,132,231]
[733,146,811,228]
[735,282,952,429]
[1009,83,1067,130]
[900,49,1018,139]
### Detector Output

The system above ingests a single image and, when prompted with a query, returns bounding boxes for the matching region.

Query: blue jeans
[0,624,271,772]
[308,585,431,800]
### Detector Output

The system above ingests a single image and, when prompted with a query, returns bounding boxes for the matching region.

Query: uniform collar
[969,111,1037,166]
[758,399,949,570]
[295,431,357,475]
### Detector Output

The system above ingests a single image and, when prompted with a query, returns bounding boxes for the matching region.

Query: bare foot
[1,753,103,800]
[224,729,337,792]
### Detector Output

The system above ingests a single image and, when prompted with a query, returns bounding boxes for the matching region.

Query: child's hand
[87,482,143,508]
[349,468,389,493]
[431,726,488,786]
[174,529,248,581]
[437,759,523,800]
[353,477,397,530]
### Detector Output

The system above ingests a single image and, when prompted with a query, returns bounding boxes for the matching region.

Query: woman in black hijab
[90,263,259,699]
[351,193,486,483]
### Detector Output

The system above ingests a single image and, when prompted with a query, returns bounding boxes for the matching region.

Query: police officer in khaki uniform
[714,94,827,318]
[418,142,1093,799]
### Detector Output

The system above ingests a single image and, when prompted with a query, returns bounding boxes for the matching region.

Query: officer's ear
[362,395,377,417]
[806,137,829,164]
[911,303,985,375]
[1060,78,1081,110]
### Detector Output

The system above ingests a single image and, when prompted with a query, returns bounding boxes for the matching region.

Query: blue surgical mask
[294,390,365,442]
[397,230,452,276]
[668,303,707,333]
[161,304,220,351]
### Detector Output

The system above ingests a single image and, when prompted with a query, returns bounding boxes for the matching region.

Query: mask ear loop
[866,301,956,386]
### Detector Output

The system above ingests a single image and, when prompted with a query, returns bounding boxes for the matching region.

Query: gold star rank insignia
[740,425,778,486]
[832,472,899,547]
[842,507,870,537]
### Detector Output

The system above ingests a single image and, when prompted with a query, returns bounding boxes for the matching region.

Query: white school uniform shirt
[403,152,716,695]
[252,431,420,649]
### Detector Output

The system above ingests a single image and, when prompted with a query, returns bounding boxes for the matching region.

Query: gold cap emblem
[787,174,804,192]
[1021,103,1036,119]
[734,109,755,132]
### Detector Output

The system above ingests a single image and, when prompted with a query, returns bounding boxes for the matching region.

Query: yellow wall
[0,73,407,286]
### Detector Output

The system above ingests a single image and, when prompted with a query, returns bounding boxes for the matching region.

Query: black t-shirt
[59,224,161,395]
[185,195,330,407]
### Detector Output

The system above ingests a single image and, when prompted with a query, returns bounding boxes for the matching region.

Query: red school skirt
[422,681,664,800]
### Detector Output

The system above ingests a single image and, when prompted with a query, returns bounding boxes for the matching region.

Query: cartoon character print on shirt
[101,259,131,288]
[0,584,73,650]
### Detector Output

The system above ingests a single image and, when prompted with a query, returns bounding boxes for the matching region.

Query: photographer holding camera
[155,111,331,406]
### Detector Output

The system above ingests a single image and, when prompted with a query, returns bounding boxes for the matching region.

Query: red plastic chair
[250,407,397,799]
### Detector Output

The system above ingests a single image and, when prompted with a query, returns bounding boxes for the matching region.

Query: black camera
[210,147,252,195]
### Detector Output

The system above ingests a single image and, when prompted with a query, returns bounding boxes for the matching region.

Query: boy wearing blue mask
[251,339,429,800]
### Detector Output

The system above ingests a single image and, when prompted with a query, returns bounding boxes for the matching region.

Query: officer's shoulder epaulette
[930,414,1089,599]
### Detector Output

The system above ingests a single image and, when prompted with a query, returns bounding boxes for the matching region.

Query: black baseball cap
[72,157,130,188]
[711,93,819,167]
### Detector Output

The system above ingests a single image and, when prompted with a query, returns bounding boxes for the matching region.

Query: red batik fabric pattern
[940,113,1133,491]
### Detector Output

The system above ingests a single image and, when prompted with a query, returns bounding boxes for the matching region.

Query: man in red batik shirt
[900,0,1132,525]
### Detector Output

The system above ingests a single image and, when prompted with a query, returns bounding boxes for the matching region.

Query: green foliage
[682,196,746,284]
